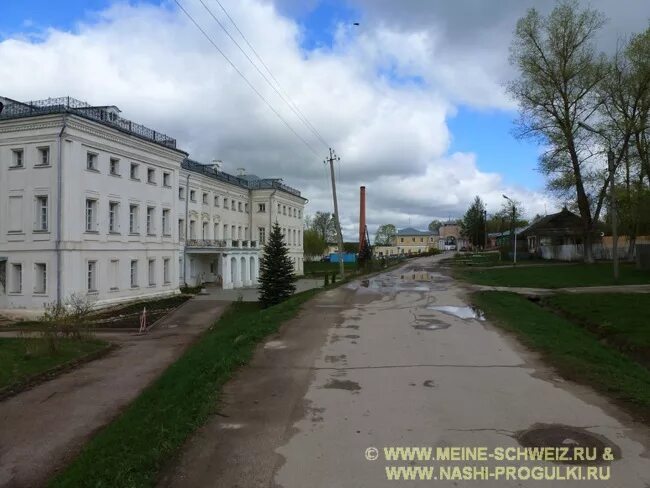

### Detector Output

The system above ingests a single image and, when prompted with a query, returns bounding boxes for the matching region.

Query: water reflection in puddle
[428,305,485,321]
[356,269,449,293]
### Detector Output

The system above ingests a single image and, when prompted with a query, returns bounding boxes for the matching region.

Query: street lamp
[503,194,517,264]
[578,121,618,282]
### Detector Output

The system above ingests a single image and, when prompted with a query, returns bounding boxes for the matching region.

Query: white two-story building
[0,96,306,313]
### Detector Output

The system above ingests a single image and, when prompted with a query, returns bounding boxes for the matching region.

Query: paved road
[161,255,650,487]
[0,293,228,488]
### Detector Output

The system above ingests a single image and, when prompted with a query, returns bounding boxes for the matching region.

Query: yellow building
[375,228,438,257]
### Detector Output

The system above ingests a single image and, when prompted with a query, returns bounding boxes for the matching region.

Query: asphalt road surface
[160,254,650,487]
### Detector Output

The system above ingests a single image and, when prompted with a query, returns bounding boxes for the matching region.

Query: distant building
[375,227,437,257]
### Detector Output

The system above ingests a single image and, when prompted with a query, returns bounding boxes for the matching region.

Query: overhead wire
[174,0,321,158]
[211,0,330,149]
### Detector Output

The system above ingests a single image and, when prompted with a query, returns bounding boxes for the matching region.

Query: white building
[0,96,306,312]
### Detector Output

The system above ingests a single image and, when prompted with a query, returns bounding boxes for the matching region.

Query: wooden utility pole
[325,148,345,278]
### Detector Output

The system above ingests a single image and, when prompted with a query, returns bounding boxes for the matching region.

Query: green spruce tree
[258,222,296,307]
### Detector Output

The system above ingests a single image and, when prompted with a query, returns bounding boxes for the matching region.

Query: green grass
[457,262,650,288]
[471,291,650,419]
[543,293,650,364]
[49,288,321,488]
[0,337,108,391]
[304,261,357,274]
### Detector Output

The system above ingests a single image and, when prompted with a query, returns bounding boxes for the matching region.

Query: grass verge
[0,337,108,391]
[457,262,650,288]
[471,291,650,421]
[49,288,321,488]
[542,293,650,367]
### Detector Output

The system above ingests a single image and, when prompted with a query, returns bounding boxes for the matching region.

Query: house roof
[396,227,434,236]
[521,208,583,237]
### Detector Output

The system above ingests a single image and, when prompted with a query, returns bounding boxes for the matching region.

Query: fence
[539,243,638,261]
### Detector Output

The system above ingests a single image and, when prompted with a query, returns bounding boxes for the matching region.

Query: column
[222,255,233,289]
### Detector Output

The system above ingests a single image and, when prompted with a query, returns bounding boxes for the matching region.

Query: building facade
[0,96,305,312]
[375,227,437,256]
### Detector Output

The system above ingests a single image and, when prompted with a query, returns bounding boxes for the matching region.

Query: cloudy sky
[2,0,648,239]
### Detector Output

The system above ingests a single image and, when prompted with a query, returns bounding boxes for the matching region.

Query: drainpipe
[268,189,277,239]
[56,114,68,306]
[184,173,190,286]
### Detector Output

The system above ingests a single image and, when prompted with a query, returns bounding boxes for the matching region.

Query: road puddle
[428,305,485,321]
[355,269,450,293]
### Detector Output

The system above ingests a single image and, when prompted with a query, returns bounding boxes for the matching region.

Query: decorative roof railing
[181,158,302,197]
[0,96,177,149]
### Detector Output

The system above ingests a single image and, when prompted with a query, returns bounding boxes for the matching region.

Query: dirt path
[160,255,650,488]
[0,294,229,488]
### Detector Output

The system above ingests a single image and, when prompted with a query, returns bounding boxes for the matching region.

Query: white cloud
[0,0,570,239]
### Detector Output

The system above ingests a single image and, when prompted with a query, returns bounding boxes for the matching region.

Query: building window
[259,227,266,244]
[238,202,243,212]
[87,260,97,292]
[214,223,219,239]
[277,203,281,213]
[11,263,23,293]
[190,190,196,202]
[179,187,185,200]
[109,260,119,291]
[129,204,139,234]
[147,168,156,184]
[110,158,120,176]
[202,222,208,239]
[86,152,98,171]
[162,209,171,235]
[163,172,171,187]
[245,203,249,213]
[214,195,220,207]
[238,226,242,239]
[179,219,185,240]
[202,192,208,205]
[35,196,48,231]
[130,162,140,180]
[283,205,286,215]
[298,210,301,219]
[130,260,138,288]
[258,203,266,213]
[11,149,24,168]
[223,223,228,239]
[163,258,171,284]
[231,199,235,210]
[148,259,156,286]
[223,196,228,208]
[85,198,98,232]
[109,202,119,233]
[231,225,236,240]
[34,263,47,294]
[37,147,50,166]
[189,220,196,239]
[146,206,155,235]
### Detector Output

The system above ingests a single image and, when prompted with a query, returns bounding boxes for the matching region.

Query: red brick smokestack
[359,186,366,251]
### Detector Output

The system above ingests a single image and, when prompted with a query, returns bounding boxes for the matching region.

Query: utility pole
[484,209,488,250]
[325,148,345,278]
[608,149,619,282]
[503,194,517,265]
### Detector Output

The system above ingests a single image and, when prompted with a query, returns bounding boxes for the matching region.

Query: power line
[174,0,321,158]
[211,0,329,149]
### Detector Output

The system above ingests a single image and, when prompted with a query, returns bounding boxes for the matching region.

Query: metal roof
[397,227,434,236]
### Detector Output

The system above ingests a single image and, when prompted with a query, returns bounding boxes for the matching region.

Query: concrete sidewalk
[0,291,229,488]
[468,283,650,295]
